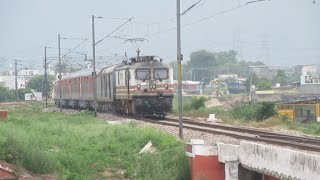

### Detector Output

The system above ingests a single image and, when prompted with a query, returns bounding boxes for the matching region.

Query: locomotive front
[116,56,174,117]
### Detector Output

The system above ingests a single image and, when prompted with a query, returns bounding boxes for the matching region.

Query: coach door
[108,74,112,99]
[125,69,130,98]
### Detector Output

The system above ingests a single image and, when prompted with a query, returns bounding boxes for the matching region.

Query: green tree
[169,61,190,80]
[256,101,277,121]
[273,70,288,86]
[189,50,216,67]
[256,78,272,90]
[244,73,259,92]
[215,50,237,65]
[54,62,68,74]
[0,86,14,102]
[27,75,56,94]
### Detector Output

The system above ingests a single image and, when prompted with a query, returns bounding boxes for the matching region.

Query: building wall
[17,69,40,76]
[0,76,26,89]
[299,84,320,96]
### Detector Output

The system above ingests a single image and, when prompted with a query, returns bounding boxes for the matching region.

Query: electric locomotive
[53,52,174,117]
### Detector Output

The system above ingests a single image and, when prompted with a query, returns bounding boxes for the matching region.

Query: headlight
[165,84,168,89]
[153,85,156,89]
[137,84,141,90]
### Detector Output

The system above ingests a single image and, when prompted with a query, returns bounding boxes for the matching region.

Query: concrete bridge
[187,139,320,180]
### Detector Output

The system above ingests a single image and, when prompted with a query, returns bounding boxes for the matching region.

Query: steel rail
[165,118,320,145]
[138,117,320,152]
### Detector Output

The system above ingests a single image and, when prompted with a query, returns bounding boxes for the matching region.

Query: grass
[0,102,190,180]
[172,95,320,136]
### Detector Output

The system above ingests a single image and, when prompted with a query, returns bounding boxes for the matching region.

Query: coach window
[154,68,168,81]
[136,69,150,81]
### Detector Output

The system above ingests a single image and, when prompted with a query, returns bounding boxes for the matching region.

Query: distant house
[0,69,40,90]
[0,76,26,89]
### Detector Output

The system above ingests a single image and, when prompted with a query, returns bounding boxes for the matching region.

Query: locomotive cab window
[136,69,150,80]
[154,68,168,80]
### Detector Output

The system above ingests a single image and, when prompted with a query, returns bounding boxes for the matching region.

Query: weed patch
[0,103,190,179]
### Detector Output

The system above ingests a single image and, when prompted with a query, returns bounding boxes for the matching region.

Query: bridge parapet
[239,141,320,180]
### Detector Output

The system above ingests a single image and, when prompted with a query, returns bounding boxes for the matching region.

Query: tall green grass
[0,102,190,180]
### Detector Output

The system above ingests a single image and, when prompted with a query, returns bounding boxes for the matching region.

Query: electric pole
[44,46,48,108]
[92,15,98,117]
[177,0,183,139]
[91,15,133,117]
[14,59,19,100]
[58,34,62,112]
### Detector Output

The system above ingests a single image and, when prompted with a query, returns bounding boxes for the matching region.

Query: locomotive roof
[61,64,118,79]
[61,56,171,79]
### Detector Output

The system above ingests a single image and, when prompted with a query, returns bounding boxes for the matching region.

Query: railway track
[139,117,320,152]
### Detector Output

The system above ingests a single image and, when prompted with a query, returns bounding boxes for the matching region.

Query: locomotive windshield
[136,69,150,80]
[154,69,168,80]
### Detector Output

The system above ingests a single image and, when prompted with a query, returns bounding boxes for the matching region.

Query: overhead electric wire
[181,0,203,15]
[61,39,88,58]
[142,4,245,39]
[95,17,134,46]
[183,4,244,27]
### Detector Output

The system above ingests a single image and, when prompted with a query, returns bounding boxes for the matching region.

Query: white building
[0,76,27,89]
[0,69,41,90]
[300,65,319,84]
[17,69,40,76]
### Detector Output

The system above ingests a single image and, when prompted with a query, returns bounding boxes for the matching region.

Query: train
[53,54,174,117]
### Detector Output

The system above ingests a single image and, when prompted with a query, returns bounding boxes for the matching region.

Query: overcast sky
[0,0,319,71]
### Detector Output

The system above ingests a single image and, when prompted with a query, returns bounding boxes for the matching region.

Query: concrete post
[225,159,239,180]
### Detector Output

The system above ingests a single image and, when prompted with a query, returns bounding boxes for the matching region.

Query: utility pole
[91,15,133,117]
[58,34,62,112]
[249,66,253,103]
[92,15,98,117]
[14,59,18,100]
[44,46,48,108]
[177,0,183,139]
[84,53,87,61]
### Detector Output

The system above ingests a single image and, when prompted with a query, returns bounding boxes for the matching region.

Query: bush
[0,86,31,102]
[231,103,257,120]
[256,102,277,121]
[230,101,276,121]
[188,97,207,111]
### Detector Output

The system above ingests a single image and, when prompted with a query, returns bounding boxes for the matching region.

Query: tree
[189,50,217,67]
[0,87,30,102]
[54,62,68,74]
[215,50,237,65]
[189,49,238,68]
[256,78,272,90]
[273,70,288,86]
[169,61,190,80]
[27,75,56,94]
[256,102,277,121]
[0,86,14,102]
[244,73,259,92]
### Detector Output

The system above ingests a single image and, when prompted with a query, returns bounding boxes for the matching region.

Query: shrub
[231,103,257,120]
[189,96,207,110]
[231,101,277,121]
[256,102,277,121]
